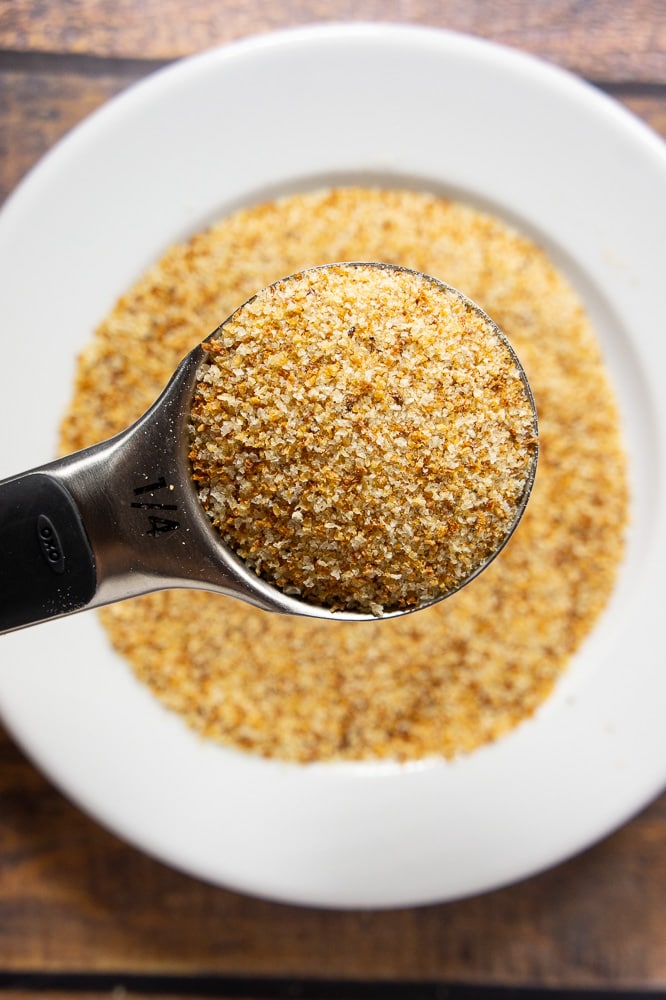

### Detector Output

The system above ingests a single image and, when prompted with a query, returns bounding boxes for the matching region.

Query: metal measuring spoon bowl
[0,263,537,634]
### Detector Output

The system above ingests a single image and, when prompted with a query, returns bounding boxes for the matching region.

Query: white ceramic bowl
[0,24,665,908]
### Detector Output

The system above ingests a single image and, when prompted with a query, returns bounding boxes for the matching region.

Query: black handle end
[0,473,96,633]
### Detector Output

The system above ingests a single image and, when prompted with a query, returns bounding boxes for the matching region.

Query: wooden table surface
[0,2,665,997]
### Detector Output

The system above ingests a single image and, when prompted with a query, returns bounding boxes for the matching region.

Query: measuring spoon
[0,264,537,634]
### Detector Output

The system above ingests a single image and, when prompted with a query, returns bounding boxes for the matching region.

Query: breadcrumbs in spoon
[188,263,537,615]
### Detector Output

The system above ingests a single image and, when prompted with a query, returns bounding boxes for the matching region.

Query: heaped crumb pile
[59,188,628,763]
[188,264,537,615]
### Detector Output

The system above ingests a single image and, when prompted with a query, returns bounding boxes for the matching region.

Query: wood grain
[1,0,665,83]
[0,724,664,987]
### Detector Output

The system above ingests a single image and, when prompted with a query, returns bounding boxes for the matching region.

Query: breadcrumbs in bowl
[60,188,628,764]
[189,263,537,616]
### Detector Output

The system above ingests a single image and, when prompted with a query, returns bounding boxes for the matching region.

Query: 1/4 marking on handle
[131,475,180,537]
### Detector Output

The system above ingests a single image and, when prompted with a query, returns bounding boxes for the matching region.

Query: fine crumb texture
[59,188,628,763]
[188,264,537,615]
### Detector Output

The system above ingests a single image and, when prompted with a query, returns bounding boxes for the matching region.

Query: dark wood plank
[1,723,664,986]
[0,0,665,84]
[0,993,279,1000]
